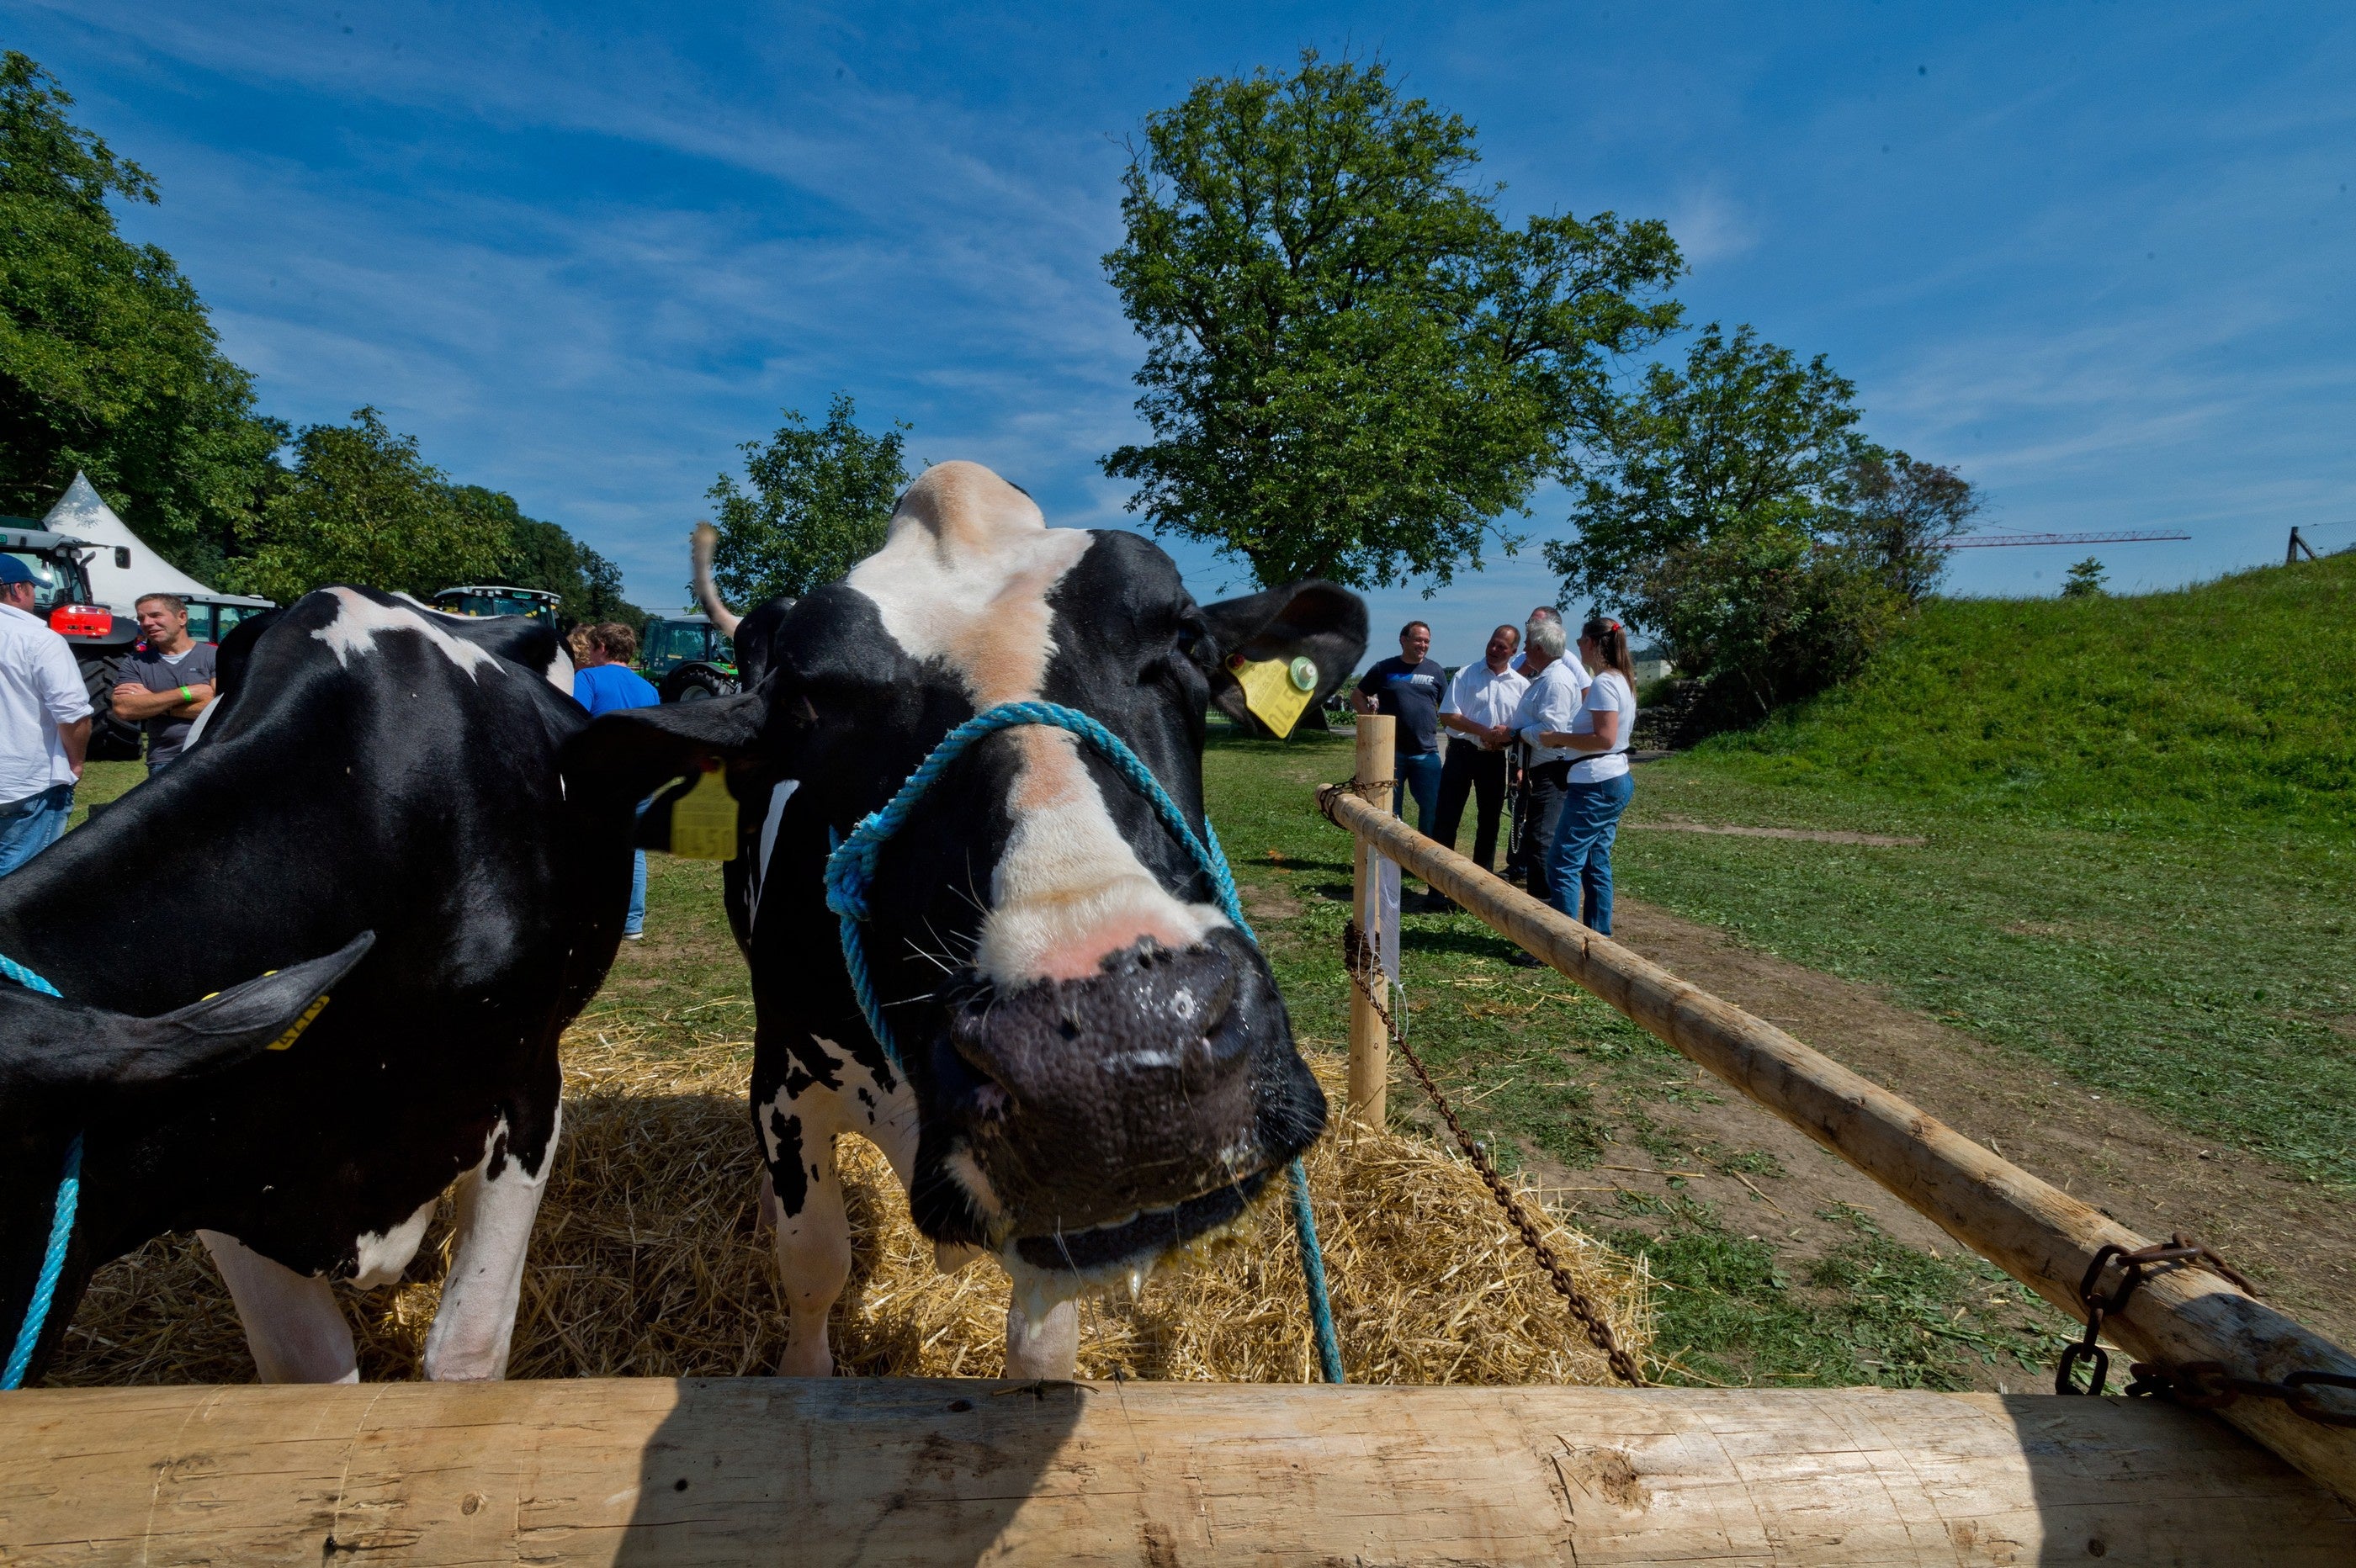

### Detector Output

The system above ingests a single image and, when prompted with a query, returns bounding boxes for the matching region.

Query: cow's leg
[763,1110,851,1378]
[1004,1295,1080,1379]
[758,1041,921,1377]
[422,1104,560,1381]
[199,1229,358,1385]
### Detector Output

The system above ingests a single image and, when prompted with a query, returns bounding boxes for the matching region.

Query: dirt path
[1599,894,2356,1346]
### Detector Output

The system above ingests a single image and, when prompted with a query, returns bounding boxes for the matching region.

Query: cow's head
[0,934,373,1380]
[570,463,1365,1293]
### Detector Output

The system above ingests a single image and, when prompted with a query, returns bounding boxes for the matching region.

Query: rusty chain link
[2055,1235,2356,1424]
[1340,915,1646,1387]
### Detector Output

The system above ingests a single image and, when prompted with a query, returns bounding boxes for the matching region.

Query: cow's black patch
[768,1109,807,1216]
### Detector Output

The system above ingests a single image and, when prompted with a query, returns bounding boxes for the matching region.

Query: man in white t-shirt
[0,556,93,875]
[1431,623,1527,877]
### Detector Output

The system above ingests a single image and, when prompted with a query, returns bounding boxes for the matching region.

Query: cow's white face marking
[845,461,1223,987]
[311,588,501,681]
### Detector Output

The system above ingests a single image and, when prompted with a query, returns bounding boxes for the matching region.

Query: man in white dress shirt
[0,555,92,875]
[1431,623,1527,878]
[1508,616,1589,910]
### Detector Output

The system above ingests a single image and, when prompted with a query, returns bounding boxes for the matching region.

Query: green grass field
[1618,554,2356,1185]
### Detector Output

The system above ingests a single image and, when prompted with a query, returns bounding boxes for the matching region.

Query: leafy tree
[1838,451,1979,602]
[2061,557,2108,599]
[227,408,511,602]
[1547,324,1902,716]
[706,393,909,605]
[0,51,280,579]
[1101,51,1684,590]
[462,486,645,630]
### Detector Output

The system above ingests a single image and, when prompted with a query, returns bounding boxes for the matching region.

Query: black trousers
[1432,739,1510,872]
[1520,760,1572,903]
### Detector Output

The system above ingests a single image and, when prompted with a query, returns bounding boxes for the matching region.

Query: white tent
[42,471,216,611]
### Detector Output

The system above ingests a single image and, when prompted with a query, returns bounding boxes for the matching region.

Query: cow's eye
[1173,621,1212,669]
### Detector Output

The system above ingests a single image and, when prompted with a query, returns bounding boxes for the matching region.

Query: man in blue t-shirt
[1350,619,1447,836]
[573,622,662,937]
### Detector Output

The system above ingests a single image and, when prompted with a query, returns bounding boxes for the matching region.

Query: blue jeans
[1546,771,1634,934]
[0,784,75,876]
[626,796,652,936]
[1393,750,1442,836]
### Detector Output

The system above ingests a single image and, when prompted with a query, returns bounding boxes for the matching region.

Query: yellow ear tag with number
[669,767,739,861]
[1228,654,1318,739]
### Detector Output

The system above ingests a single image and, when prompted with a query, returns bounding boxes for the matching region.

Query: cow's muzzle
[926,929,1323,1261]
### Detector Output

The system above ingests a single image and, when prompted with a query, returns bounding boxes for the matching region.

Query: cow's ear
[1199,580,1369,738]
[40,932,377,1092]
[560,681,793,810]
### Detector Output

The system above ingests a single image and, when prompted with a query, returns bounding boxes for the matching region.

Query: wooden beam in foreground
[1,1379,2349,1565]
[1321,786,2356,1504]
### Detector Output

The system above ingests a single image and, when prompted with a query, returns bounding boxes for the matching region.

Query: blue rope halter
[821,699,1345,1383]
[0,954,81,1392]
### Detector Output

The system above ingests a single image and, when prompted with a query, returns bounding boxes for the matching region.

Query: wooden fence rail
[1320,781,2356,1506]
[2,1378,2351,1565]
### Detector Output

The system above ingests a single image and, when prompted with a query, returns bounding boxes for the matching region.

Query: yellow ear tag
[669,766,739,861]
[267,993,331,1052]
[1230,654,1316,739]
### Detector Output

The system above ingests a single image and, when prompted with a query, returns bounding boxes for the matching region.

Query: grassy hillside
[1691,553,2356,833]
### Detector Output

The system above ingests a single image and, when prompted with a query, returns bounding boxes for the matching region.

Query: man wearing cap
[0,555,92,873]
[110,593,218,777]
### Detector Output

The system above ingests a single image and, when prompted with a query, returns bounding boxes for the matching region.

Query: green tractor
[639,613,738,702]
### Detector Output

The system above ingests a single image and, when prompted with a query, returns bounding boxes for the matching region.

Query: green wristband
[178,685,194,702]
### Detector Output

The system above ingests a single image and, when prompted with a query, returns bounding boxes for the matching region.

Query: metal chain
[2055,1234,2356,1425]
[1340,915,1647,1387]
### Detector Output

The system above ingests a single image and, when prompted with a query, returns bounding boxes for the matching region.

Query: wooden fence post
[1347,714,1394,1131]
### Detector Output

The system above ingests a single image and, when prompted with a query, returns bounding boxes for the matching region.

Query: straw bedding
[48,1025,1650,1387]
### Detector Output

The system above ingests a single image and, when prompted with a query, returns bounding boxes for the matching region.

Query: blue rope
[1287,1157,1345,1384]
[0,951,76,1392]
[820,700,1343,1383]
[2,1135,80,1391]
[0,951,60,998]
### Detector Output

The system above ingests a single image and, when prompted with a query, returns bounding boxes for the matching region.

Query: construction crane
[1940,529,2189,549]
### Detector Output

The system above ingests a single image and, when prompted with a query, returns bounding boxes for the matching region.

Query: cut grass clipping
[50,1028,1649,1387]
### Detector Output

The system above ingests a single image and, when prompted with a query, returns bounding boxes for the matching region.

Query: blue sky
[6,2,2352,659]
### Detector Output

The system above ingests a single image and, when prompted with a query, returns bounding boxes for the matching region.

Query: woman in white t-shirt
[1536,618,1640,934]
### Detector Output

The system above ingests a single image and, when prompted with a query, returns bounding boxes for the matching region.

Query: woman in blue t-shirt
[1536,619,1640,935]
[573,622,662,938]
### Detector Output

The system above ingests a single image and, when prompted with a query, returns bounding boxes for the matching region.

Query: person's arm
[1540,684,1621,751]
[1538,709,1619,751]
[110,678,213,721]
[60,716,88,779]
[1350,669,1381,715]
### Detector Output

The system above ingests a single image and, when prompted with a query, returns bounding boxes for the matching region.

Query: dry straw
[50,1025,1650,1387]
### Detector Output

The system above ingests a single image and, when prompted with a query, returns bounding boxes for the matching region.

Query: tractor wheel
[78,652,145,762]
[665,665,735,703]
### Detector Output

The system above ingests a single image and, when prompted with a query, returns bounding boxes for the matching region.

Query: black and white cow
[574,462,1366,1377]
[0,587,635,1385]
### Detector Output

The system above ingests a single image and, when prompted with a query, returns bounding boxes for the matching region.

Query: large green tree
[1101,52,1684,590]
[706,393,909,605]
[228,408,512,602]
[1836,449,1979,603]
[0,50,280,579]
[1547,324,1906,715]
